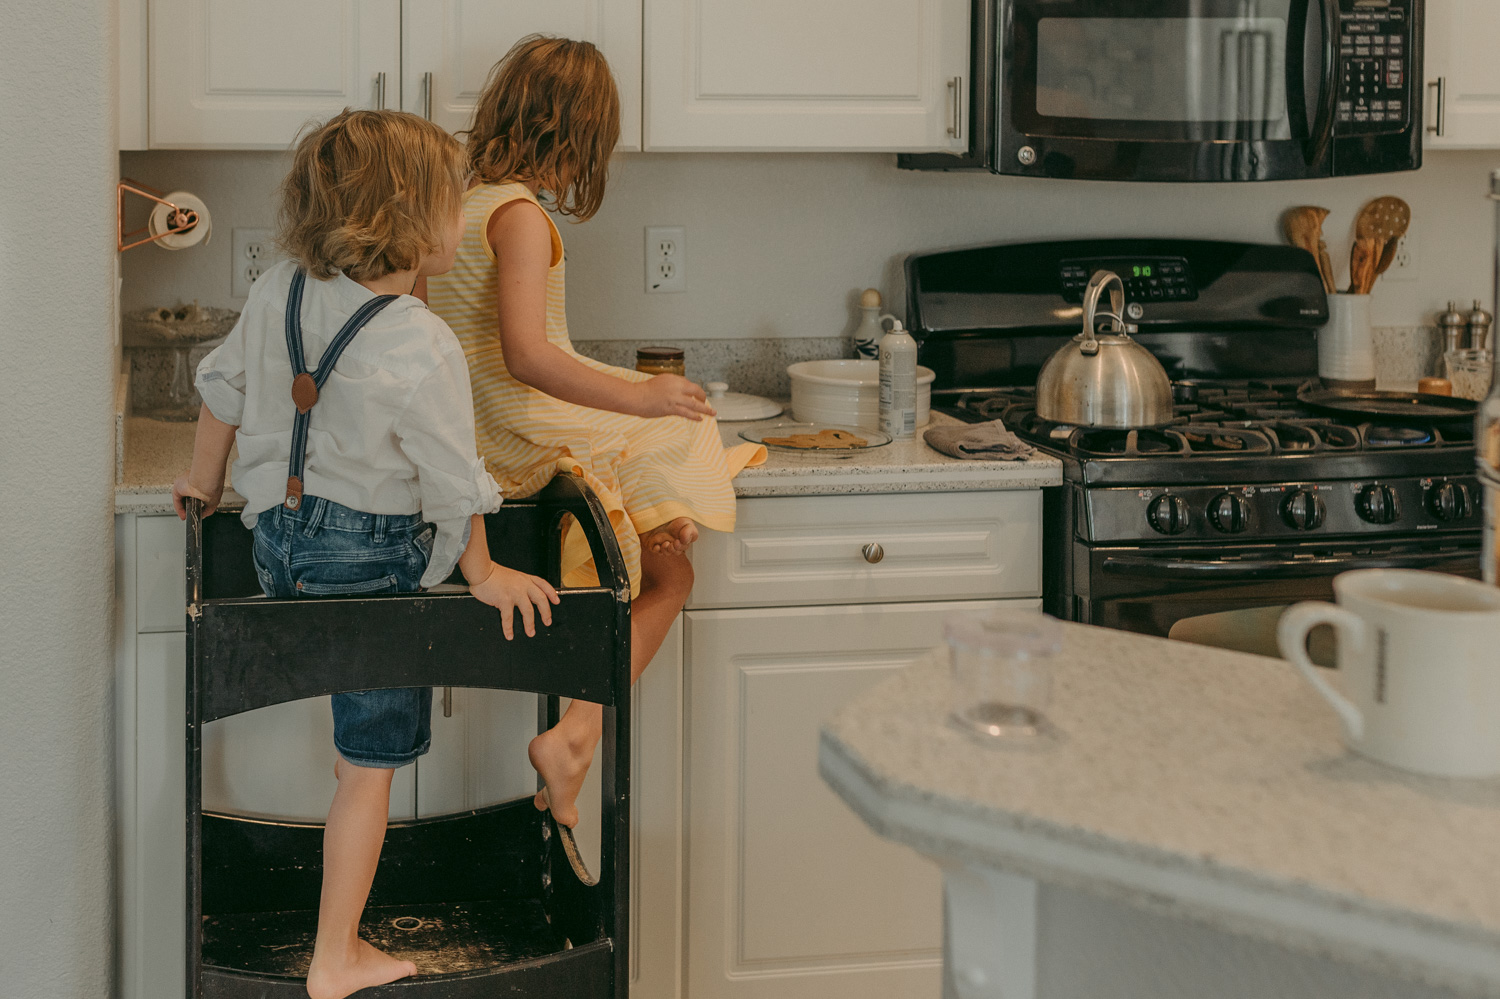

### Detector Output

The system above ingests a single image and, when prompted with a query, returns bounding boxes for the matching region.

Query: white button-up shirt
[196,259,501,587]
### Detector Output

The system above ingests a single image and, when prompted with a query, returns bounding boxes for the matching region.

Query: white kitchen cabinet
[148,0,402,149]
[683,598,1036,999]
[643,0,970,151]
[142,0,641,149]
[401,0,642,150]
[1423,0,1500,148]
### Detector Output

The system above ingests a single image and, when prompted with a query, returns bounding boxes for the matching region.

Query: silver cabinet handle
[947,76,963,140]
[862,542,885,564]
[423,71,433,120]
[1427,77,1445,136]
[375,71,387,110]
[441,686,452,718]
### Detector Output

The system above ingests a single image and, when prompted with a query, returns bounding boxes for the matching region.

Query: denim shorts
[252,496,436,769]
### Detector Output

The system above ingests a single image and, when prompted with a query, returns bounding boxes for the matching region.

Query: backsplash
[126,327,1449,414]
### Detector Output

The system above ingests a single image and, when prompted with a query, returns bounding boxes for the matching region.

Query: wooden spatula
[1348,236,1381,294]
[1282,206,1335,293]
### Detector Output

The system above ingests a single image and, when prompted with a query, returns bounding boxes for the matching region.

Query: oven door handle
[1101,550,1478,580]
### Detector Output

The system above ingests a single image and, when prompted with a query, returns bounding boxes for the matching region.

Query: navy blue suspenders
[283,268,400,510]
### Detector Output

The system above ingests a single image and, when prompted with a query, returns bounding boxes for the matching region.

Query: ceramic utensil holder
[1319,293,1376,390]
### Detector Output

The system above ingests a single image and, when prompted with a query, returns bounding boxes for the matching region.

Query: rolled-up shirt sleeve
[395,347,503,587]
[194,316,249,426]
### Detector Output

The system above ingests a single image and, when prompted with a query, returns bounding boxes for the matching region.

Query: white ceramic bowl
[787,359,934,430]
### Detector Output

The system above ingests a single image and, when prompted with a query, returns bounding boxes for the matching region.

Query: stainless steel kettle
[1035,270,1174,428]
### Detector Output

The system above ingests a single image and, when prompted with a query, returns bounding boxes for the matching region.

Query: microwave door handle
[1101,550,1479,581]
[1303,0,1340,166]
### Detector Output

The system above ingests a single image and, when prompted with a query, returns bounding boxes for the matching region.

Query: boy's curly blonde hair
[463,35,621,221]
[278,109,465,282]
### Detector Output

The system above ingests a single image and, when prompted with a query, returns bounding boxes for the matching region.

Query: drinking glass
[945,609,1062,738]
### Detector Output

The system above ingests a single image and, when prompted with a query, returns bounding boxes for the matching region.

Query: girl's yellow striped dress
[427,182,765,596]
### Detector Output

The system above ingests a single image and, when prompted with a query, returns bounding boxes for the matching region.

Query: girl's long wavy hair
[462,35,621,221]
[278,109,465,281]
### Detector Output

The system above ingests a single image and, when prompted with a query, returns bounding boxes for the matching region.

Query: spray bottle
[878,314,919,440]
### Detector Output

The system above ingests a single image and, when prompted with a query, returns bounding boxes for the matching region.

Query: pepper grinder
[1468,299,1494,351]
[1440,301,1468,354]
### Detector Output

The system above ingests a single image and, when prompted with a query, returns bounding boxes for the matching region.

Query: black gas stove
[909,239,1481,641]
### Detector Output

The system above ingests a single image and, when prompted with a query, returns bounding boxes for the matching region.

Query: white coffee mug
[1277,569,1500,778]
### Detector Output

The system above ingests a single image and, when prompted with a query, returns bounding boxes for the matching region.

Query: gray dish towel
[923,419,1035,460]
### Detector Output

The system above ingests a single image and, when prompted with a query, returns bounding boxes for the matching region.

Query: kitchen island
[820,624,1500,999]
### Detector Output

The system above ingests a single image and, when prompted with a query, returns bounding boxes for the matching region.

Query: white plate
[738,421,893,454]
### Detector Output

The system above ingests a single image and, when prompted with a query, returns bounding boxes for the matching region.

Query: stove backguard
[906,239,1326,390]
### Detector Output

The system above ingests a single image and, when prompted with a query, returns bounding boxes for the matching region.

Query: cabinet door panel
[150,0,400,148]
[402,0,642,150]
[1425,0,1500,148]
[137,515,186,632]
[645,0,968,151]
[684,600,1034,999]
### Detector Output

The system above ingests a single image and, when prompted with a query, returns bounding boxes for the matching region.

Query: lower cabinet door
[683,599,1033,999]
[420,619,687,999]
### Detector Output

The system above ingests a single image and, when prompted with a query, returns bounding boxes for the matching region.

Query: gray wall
[0,0,120,996]
[121,148,1500,342]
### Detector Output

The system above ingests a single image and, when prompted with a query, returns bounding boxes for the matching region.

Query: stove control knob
[1427,481,1474,522]
[1281,489,1325,531]
[1208,492,1250,533]
[1147,493,1191,535]
[1356,484,1402,525]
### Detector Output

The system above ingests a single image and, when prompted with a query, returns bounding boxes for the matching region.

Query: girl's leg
[305,758,417,999]
[529,546,694,828]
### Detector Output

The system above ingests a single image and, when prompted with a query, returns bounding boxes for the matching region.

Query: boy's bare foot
[642,517,698,555]
[306,938,416,999]
[528,726,594,829]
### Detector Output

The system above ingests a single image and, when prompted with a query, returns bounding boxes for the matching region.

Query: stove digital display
[1059,256,1198,305]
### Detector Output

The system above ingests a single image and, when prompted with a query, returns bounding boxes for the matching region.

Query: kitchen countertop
[116,410,1061,514]
[819,624,1500,996]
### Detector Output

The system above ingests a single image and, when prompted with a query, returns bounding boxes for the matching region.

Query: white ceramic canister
[1319,293,1376,389]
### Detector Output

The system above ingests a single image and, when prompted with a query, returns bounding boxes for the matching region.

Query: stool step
[203,898,566,977]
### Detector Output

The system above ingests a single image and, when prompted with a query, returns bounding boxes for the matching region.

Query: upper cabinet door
[401,0,643,151]
[644,0,969,151]
[149,0,401,149]
[1424,0,1500,148]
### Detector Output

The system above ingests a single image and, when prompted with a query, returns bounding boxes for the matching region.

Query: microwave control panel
[1337,1,1411,134]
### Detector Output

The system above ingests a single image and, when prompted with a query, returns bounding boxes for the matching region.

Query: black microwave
[902,0,1423,181]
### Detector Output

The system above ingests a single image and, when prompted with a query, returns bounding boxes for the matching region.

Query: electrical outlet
[232,227,278,298]
[645,226,686,293]
[1385,231,1418,282]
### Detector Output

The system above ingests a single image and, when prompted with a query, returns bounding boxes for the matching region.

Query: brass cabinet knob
[862,542,885,564]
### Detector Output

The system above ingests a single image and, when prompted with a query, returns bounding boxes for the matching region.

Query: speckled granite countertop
[116,410,1061,514]
[819,626,1500,996]
[720,410,1060,497]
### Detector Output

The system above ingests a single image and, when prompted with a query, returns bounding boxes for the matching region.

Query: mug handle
[1277,602,1367,741]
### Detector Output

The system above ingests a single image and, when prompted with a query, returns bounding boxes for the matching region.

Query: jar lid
[945,609,1062,660]
[636,346,685,361]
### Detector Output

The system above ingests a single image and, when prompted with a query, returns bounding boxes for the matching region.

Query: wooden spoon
[1355,196,1411,288]
[1348,236,1380,294]
[1282,206,1335,293]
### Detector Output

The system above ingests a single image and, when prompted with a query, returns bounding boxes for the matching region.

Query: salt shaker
[1468,300,1494,351]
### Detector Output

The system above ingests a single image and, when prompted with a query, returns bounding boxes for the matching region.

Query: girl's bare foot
[642,517,699,555]
[528,725,594,829]
[306,938,416,999]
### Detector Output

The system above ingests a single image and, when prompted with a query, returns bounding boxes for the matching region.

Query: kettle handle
[1081,270,1125,354]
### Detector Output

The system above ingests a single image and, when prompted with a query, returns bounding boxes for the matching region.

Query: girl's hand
[633,374,717,421]
[470,563,561,640]
[172,475,223,520]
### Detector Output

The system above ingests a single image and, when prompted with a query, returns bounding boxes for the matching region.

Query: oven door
[998,0,1338,181]
[1077,537,1481,655]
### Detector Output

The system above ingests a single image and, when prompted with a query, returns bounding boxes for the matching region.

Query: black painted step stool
[184,474,631,999]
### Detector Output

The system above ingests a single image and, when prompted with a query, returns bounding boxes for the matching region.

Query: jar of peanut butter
[636,346,685,377]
